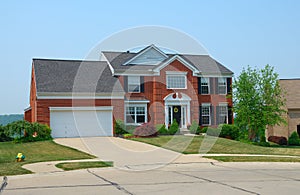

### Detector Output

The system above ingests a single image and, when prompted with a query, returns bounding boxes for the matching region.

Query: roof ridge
[33,58,103,62]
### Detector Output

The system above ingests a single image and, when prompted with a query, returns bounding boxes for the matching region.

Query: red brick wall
[122,59,233,126]
[35,99,124,128]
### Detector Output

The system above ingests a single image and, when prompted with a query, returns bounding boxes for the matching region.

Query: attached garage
[50,107,113,138]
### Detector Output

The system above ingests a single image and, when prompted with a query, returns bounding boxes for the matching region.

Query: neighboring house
[24,44,233,138]
[267,79,300,138]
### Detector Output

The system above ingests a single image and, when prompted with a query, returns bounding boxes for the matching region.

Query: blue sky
[1,0,299,114]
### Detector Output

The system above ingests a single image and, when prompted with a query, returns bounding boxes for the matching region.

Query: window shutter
[209,78,214,94]
[198,77,201,94]
[227,78,231,95]
[199,106,202,125]
[215,78,219,94]
[228,106,233,124]
[140,76,144,93]
[210,105,215,125]
[124,76,128,92]
[216,106,220,125]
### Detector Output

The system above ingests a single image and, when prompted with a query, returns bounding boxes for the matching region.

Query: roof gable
[153,55,199,75]
[123,44,168,66]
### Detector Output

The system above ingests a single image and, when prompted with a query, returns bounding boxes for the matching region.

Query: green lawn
[0,141,95,176]
[130,135,300,156]
[56,161,113,171]
[206,156,300,162]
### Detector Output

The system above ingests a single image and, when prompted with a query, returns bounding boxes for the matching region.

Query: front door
[172,106,181,126]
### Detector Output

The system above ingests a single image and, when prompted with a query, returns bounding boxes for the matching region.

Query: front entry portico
[164,93,191,128]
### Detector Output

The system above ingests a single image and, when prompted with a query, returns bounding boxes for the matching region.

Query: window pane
[202,116,210,125]
[201,77,209,85]
[167,75,186,89]
[218,77,226,85]
[128,76,140,84]
[126,115,135,123]
[128,84,140,92]
[136,107,145,114]
[128,76,140,92]
[218,78,226,94]
[136,115,145,123]
[201,86,209,94]
[201,105,210,125]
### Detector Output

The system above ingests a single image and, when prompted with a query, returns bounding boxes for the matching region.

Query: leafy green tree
[233,65,286,141]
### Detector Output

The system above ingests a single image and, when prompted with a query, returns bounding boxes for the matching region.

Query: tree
[233,65,286,141]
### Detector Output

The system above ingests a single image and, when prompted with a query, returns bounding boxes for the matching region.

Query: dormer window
[128,76,141,92]
[166,71,187,89]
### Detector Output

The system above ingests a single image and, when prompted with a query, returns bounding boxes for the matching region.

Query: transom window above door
[166,72,187,89]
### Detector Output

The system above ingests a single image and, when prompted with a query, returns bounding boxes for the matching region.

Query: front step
[180,128,190,135]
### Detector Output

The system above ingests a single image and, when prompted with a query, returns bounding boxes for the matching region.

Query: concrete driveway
[54,137,213,171]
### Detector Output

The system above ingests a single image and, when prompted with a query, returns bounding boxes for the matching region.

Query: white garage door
[50,107,113,138]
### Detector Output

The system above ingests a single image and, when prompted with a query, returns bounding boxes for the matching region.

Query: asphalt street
[4,162,300,195]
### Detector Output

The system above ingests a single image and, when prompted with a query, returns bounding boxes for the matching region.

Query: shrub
[206,127,221,137]
[200,127,208,134]
[3,120,52,142]
[288,132,300,146]
[0,125,12,142]
[219,124,240,140]
[253,141,270,147]
[268,136,287,145]
[168,119,179,135]
[156,124,169,135]
[29,122,52,141]
[114,120,127,135]
[123,134,133,138]
[189,121,199,134]
[133,123,157,137]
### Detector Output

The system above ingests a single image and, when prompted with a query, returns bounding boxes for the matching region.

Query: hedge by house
[288,132,300,146]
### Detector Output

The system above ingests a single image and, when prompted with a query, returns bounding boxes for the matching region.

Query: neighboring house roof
[33,59,123,95]
[101,45,233,76]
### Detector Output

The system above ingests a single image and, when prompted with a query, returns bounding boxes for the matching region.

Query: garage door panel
[50,108,112,138]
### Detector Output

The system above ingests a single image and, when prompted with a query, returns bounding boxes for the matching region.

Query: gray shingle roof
[33,59,123,94]
[102,51,233,75]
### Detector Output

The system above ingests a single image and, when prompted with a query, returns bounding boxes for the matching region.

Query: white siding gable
[124,47,167,65]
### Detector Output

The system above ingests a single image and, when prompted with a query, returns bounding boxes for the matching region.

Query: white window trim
[166,73,187,89]
[218,77,227,95]
[201,103,211,126]
[125,104,147,125]
[128,76,140,93]
[201,77,210,94]
[219,103,228,124]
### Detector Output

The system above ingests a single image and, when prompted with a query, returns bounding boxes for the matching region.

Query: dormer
[123,44,168,66]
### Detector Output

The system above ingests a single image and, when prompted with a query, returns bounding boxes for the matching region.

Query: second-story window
[201,77,209,94]
[128,76,140,92]
[218,77,227,94]
[166,72,187,89]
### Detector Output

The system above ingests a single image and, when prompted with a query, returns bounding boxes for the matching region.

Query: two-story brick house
[24,45,233,137]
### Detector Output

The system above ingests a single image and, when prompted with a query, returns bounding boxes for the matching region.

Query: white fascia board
[49,106,113,111]
[37,93,124,100]
[165,71,187,75]
[197,74,233,78]
[153,55,199,74]
[24,106,32,112]
[114,71,159,76]
[123,44,168,65]
[100,52,115,75]
[124,100,150,103]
